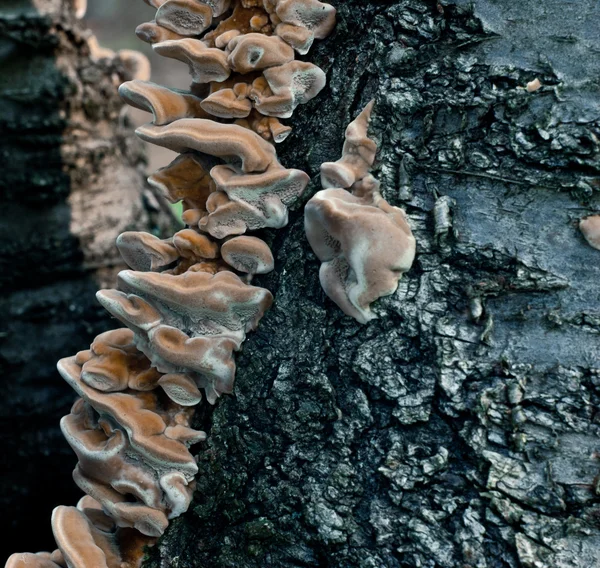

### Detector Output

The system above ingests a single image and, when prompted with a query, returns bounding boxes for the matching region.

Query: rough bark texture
[141,1,600,567]
[0,0,172,559]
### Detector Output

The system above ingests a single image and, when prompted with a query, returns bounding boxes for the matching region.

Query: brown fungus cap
[5,555,62,568]
[56,346,203,534]
[226,33,295,74]
[204,2,271,44]
[155,0,213,37]
[96,289,162,337]
[266,117,293,142]
[158,373,203,406]
[274,22,314,54]
[136,118,278,173]
[136,21,187,44]
[148,326,240,399]
[306,101,416,323]
[275,0,336,40]
[119,80,207,125]
[234,111,293,143]
[117,232,180,272]
[97,271,272,401]
[320,100,377,189]
[116,269,273,334]
[197,164,309,238]
[153,39,231,83]
[215,29,241,48]
[200,87,253,118]
[580,215,600,250]
[148,152,215,206]
[77,496,115,533]
[221,235,274,274]
[305,179,416,324]
[76,328,161,392]
[172,228,220,259]
[51,506,120,568]
[58,359,202,474]
[251,60,326,118]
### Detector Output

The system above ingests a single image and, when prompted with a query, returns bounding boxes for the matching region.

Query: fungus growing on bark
[119,81,207,125]
[136,21,187,44]
[201,87,253,118]
[221,235,275,274]
[96,270,273,403]
[6,501,154,568]
[305,103,416,323]
[275,0,336,39]
[251,61,327,118]
[148,152,215,207]
[320,100,377,189]
[116,231,180,272]
[77,328,161,392]
[155,0,214,36]
[136,119,278,172]
[226,33,295,73]
[580,215,600,250]
[197,163,310,238]
[154,39,231,83]
[6,0,336,563]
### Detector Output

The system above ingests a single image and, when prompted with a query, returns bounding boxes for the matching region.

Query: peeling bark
[0,0,173,558]
[141,1,600,567]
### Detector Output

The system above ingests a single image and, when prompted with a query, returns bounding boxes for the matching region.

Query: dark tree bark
[138,1,600,567]
[0,0,173,559]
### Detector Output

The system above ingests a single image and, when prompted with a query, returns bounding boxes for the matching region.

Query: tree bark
[139,1,600,567]
[0,0,172,558]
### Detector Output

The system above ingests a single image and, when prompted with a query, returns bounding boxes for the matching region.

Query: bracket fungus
[305,102,416,324]
[119,80,208,125]
[155,0,215,36]
[320,100,377,189]
[580,215,600,250]
[7,0,335,564]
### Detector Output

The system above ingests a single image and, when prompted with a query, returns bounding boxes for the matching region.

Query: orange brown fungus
[6,0,335,566]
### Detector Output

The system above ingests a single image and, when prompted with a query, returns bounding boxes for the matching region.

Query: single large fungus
[305,103,416,323]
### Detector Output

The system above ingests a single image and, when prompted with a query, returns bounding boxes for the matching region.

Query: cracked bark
[0,0,173,559]
[141,1,600,567]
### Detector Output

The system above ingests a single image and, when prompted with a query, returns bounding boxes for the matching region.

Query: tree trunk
[0,0,172,558]
[139,1,600,567]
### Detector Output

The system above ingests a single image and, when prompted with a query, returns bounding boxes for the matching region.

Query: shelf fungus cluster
[6,0,335,566]
[305,102,416,324]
